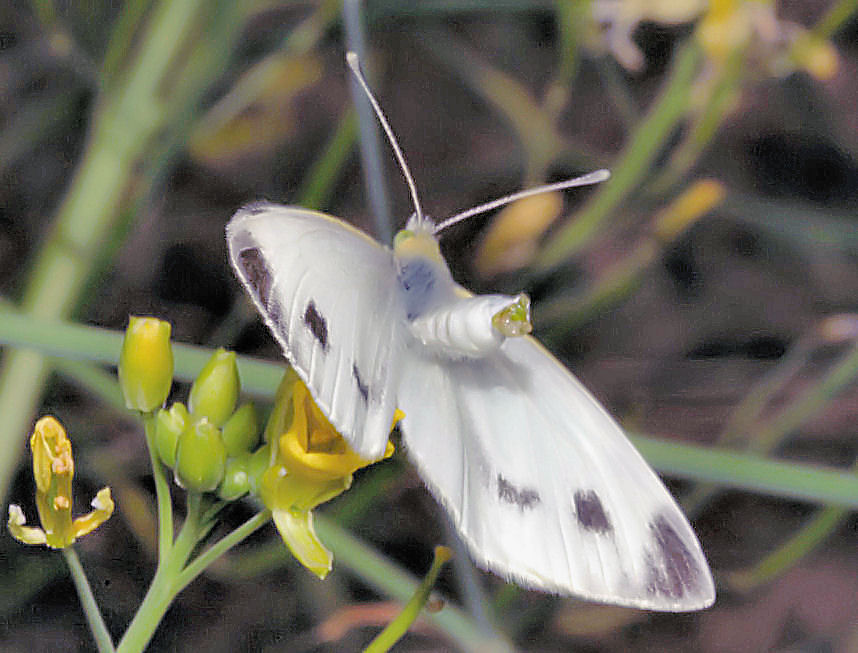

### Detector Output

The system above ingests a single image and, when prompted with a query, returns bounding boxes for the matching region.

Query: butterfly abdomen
[408,294,528,358]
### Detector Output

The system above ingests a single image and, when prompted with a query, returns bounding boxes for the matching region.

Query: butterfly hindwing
[227,204,404,459]
[397,333,715,610]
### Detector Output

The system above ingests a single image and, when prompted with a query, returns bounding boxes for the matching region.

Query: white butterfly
[226,53,715,611]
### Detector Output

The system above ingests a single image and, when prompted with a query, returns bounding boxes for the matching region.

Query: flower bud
[246,443,272,495]
[218,454,251,501]
[174,419,227,492]
[119,317,174,412]
[221,403,258,457]
[188,348,240,427]
[154,402,190,468]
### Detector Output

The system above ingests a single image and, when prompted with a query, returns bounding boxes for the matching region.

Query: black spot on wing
[646,514,702,599]
[241,201,272,215]
[352,363,369,403]
[238,248,271,306]
[304,301,328,350]
[267,295,282,325]
[497,474,540,510]
[573,490,612,533]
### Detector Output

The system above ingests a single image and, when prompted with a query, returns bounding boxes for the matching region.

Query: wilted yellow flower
[8,417,114,548]
[259,372,399,578]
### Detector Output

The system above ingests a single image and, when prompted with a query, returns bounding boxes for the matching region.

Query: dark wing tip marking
[352,363,369,402]
[497,474,540,510]
[241,200,273,215]
[238,248,272,305]
[646,515,704,599]
[573,490,612,534]
[304,301,329,350]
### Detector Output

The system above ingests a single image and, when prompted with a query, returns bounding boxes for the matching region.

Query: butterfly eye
[393,229,415,249]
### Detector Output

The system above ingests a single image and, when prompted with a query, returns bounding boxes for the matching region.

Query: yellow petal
[271,509,332,579]
[7,505,47,546]
[72,488,115,539]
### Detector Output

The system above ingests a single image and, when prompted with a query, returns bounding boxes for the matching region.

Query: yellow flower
[259,372,399,578]
[8,416,114,548]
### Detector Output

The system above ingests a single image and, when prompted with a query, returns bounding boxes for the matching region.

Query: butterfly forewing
[227,205,404,460]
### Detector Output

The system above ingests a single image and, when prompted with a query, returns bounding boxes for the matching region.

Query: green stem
[0,309,284,396]
[314,515,515,653]
[0,0,210,504]
[365,546,453,653]
[175,509,271,593]
[62,547,115,653]
[648,45,746,195]
[632,434,858,509]
[729,505,847,591]
[116,493,203,653]
[143,413,174,557]
[535,41,703,270]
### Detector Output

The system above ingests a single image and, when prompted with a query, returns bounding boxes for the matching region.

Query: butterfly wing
[397,335,715,611]
[227,204,404,459]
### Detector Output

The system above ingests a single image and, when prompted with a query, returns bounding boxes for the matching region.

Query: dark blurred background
[1,1,858,651]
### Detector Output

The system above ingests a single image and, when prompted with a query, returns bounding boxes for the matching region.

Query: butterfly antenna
[346,52,425,225]
[433,169,611,234]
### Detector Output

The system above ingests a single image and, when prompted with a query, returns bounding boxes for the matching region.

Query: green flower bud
[119,317,174,412]
[188,348,240,427]
[247,443,273,496]
[174,419,227,492]
[218,454,251,501]
[221,403,259,457]
[154,402,189,468]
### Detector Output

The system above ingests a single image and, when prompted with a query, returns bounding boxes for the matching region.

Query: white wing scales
[227,205,404,459]
[397,335,715,610]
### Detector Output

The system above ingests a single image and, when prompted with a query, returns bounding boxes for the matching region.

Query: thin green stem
[62,547,115,653]
[297,108,359,210]
[175,509,272,593]
[143,413,174,557]
[806,0,858,41]
[365,546,452,653]
[729,506,846,591]
[0,0,213,505]
[116,493,203,653]
[648,45,746,195]
[536,41,703,270]
[314,514,515,653]
[0,308,284,395]
[632,433,858,509]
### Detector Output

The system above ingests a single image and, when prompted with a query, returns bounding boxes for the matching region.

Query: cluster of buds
[151,348,260,497]
[119,316,397,576]
[9,315,398,578]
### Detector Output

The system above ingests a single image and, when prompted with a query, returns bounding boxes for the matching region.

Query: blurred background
[1,1,858,651]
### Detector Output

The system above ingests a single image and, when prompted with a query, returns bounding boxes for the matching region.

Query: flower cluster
[121,316,398,576]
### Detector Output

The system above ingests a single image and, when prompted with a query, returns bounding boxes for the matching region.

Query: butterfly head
[393,215,444,266]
